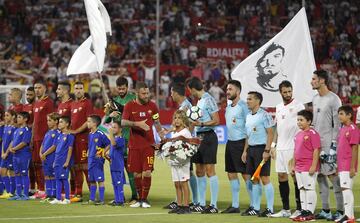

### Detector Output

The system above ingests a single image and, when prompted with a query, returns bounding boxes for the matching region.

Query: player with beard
[104,77,137,204]
[121,82,164,208]
[69,82,93,202]
[270,81,304,218]
[221,80,251,214]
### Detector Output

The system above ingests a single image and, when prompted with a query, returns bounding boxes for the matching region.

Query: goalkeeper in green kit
[104,77,137,204]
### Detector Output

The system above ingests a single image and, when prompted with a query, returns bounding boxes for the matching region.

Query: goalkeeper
[104,77,137,204]
[241,91,274,217]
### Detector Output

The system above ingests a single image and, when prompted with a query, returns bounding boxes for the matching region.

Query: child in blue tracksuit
[8,112,32,200]
[107,121,126,206]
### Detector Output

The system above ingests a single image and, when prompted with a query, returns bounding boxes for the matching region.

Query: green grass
[0,145,359,223]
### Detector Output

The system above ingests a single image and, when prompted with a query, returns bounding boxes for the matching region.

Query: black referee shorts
[225,139,246,173]
[192,130,218,164]
[246,144,271,177]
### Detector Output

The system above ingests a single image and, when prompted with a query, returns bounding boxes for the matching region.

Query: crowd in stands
[0,0,359,108]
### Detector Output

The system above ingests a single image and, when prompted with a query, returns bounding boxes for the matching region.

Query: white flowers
[157,140,198,166]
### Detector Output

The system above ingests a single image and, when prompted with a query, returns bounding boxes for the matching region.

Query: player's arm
[63,146,73,168]
[108,127,116,146]
[309,148,320,176]
[42,145,56,158]
[39,145,44,159]
[10,142,27,153]
[1,142,11,159]
[262,127,273,161]
[70,122,88,135]
[331,99,342,142]
[350,144,358,178]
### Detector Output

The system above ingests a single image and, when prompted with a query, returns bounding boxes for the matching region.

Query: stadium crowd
[0,0,359,109]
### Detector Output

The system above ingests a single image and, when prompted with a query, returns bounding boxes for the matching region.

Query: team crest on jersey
[19,131,23,135]
[79,107,82,111]
[252,127,257,132]
[35,108,39,112]
[148,110,152,114]
[139,112,146,117]
[73,109,78,113]
[232,117,236,124]
[94,138,98,142]
[40,107,43,110]
[51,134,55,138]
[282,115,285,119]
[345,131,350,137]
[304,135,309,141]
[63,137,67,141]
[8,131,11,134]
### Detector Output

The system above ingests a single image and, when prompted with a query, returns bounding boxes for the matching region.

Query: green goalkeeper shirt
[105,92,136,141]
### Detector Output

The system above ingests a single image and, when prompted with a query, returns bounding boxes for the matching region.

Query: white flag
[231,8,316,107]
[67,0,111,75]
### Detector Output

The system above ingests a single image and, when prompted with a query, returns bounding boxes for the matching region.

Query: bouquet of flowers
[156,136,200,166]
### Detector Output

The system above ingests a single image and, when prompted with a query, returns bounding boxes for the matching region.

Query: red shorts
[74,139,88,164]
[32,141,42,164]
[127,147,154,173]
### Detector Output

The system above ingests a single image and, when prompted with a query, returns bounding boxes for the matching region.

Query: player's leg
[128,149,143,207]
[174,181,182,207]
[50,167,63,204]
[20,157,31,200]
[43,161,51,199]
[110,171,118,204]
[195,163,206,206]
[316,174,331,219]
[0,167,11,196]
[303,173,317,221]
[338,172,355,222]
[189,162,198,205]
[88,170,97,202]
[95,167,105,205]
[124,146,137,202]
[33,141,45,194]
[222,140,240,213]
[179,180,191,214]
[259,155,274,217]
[328,174,344,220]
[139,147,154,207]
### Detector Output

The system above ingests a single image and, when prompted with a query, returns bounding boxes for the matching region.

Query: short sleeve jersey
[41,129,61,162]
[12,126,32,158]
[225,100,248,141]
[71,98,93,140]
[57,99,73,117]
[122,100,159,149]
[275,99,304,150]
[196,92,219,132]
[88,130,110,168]
[337,123,359,172]
[245,108,275,146]
[294,128,321,172]
[109,136,126,171]
[54,133,75,167]
[33,97,54,141]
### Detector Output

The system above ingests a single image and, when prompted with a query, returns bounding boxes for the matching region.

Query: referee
[187,77,220,214]
[242,91,275,217]
[221,80,251,214]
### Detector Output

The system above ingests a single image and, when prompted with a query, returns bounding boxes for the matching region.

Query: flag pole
[155,0,160,106]
[97,71,110,104]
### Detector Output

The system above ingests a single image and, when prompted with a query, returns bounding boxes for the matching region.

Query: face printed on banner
[255,43,286,92]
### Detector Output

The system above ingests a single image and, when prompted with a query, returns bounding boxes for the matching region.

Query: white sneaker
[130,201,141,208]
[141,200,151,208]
[60,199,71,205]
[271,209,291,218]
[49,199,62,205]
[289,210,302,219]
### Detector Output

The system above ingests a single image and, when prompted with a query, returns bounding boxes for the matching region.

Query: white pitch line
[0,212,167,221]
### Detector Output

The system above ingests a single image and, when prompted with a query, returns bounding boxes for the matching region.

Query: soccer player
[0,110,17,199]
[83,115,110,205]
[8,88,23,114]
[39,113,61,201]
[107,121,126,206]
[311,70,343,220]
[292,110,321,222]
[121,82,163,208]
[104,77,137,204]
[187,77,220,213]
[50,116,74,205]
[167,82,198,209]
[70,81,93,202]
[271,81,304,218]
[32,79,55,199]
[242,91,275,217]
[221,80,250,214]
[56,81,75,197]
[356,106,360,129]
[22,87,35,195]
[335,105,359,223]
[8,111,32,200]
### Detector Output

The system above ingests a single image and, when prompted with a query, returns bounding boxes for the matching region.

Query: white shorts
[295,172,318,190]
[275,149,294,173]
[339,171,354,189]
[171,163,190,182]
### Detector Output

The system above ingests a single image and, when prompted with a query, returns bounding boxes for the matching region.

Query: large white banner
[67,0,111,75]
[231,8,316,107]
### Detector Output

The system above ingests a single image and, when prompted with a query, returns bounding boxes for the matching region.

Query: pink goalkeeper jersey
[337,123,359,172]
[294,128,321,172]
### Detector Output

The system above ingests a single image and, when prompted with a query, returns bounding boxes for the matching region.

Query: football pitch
[0,145,359,223]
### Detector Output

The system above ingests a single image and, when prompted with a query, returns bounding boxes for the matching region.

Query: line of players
[0,70,359,221]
